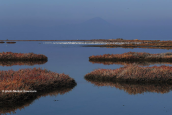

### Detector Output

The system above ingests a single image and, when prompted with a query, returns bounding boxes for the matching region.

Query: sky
[0,0,171,40]
[0,0,172,22]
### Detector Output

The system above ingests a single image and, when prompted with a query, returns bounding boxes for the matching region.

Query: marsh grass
[105,46,172,50]
[0,60,47,66]
[84,64,172,83]
[89,52,172,62]
[6,42,16,44]
[0,68,76,103]
[0,52,47,61]
[84,40,172,49]
[89,60,172,66]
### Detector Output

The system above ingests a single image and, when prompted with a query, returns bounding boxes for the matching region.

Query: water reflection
[85,77,172,95]
[89,60,172,66]
[0,60,47,66]
[0,85,76,115]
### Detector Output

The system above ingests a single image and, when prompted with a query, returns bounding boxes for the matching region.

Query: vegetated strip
[0,68,76,103]
[0,60,47,66]
[6,42,16,44]
[89,60,172,66]
[84,45,172,50]
[89,52,172,62]
[85,77,172,94]
[83,40,172,48]
[84,64,172,83]
[0,52,47,61]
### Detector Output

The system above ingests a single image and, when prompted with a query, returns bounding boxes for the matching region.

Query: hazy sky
[0,0,172,21]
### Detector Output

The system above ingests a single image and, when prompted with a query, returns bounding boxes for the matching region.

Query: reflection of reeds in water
[0,60,47,66]
[0,86,76,115]
[89,60,172,66]
[85,77,172,95]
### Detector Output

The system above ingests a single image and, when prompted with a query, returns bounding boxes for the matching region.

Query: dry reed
[84,64,172,83]
[0,68,76,103]
[89,52,172,62]
[0,52,47,61]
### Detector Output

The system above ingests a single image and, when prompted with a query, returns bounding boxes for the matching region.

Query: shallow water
[1,41,172,115]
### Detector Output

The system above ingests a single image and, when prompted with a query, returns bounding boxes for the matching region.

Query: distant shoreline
[0,39,169,42]
[1,39,172,49]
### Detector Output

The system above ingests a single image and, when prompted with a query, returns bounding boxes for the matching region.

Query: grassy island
[0,60,47,66]
[6,42,16,44]
[83,39,172,49]
[85,64,172,83]
[0,68,76,103]
[89,60,172,66]
[89,52,172,62]
[0,52,47,61]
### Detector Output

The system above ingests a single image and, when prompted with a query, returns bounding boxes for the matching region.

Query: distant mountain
[0,17,119,40]
[1,17,171,40]
[68,17,118,40]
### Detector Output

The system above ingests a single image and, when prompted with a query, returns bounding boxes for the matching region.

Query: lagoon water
[1,41,172,115]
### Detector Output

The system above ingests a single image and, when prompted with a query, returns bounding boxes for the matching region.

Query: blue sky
[0,0,172,22]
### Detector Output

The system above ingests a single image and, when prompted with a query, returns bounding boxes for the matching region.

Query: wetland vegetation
[89,52,172,62]
[0,52,47,61]
[89,60,172,66]
[85,64,172,83]
[83,39,172,49]
[0,60,47,66]
[0,68,76,103]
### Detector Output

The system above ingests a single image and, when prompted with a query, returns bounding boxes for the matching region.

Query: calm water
[1,42,172,115]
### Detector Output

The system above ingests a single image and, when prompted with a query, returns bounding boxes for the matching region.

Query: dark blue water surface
[1,42,172,115]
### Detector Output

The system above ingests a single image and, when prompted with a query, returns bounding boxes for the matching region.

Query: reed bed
[0,87,75,115]
[89,60,172,66]
[89,52,172,62]
[84,64,172,83]
[0,68,76,103]
[84,40,172,49]
[0,52,47,61]
[0,60,47,66]
[85,78,172,94]
[105,46,172,50]
[6,42,16,44]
